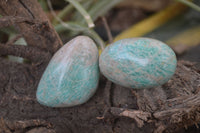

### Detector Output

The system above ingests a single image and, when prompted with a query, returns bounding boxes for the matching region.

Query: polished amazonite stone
[36,36,99,107]
[99,38,177,89]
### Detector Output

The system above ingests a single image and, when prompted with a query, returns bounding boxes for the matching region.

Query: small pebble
[36,36,99,107]
[99,38,177,89]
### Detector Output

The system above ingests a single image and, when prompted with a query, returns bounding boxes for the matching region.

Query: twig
[12,95,36,101]
[104,80,112,107]
[110,107,151,127]
[65,0,95,28]
[96,108,109,120]
[52,0,89,25]
[101,16,113,43]
[3,119,53,130]
[0,43,51,63]
[176,0,200,12]
[52,4,74,25]
[47,0,105,50]
[96,80,112,119]
[84,29,105,50]
[47,0,83,31]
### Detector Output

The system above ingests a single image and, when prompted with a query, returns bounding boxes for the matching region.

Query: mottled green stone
[99,38,177,89]
[36,36,99,107]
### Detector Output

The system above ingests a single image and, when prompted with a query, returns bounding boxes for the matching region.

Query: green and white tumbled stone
[36,36,99,107]
[99,38,177,89]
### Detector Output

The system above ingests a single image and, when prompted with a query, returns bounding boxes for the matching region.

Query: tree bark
[0,0,62,53]
[0,0,200,133]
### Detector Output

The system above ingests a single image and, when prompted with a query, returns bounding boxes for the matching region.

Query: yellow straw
[114,2,188,42]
